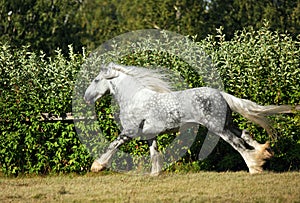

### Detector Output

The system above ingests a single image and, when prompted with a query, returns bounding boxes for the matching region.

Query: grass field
[1,171,300,202]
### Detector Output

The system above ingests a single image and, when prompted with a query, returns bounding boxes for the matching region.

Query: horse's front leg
[147,138,163,176]
[91,134,130,172]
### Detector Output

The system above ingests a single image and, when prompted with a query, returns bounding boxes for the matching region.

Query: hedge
[0,45,91,175]
[0,25,299,175]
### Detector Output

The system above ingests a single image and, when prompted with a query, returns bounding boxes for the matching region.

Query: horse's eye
[94,79,99,83]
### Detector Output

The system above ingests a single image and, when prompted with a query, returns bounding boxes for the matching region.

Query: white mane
[106,63,173,93]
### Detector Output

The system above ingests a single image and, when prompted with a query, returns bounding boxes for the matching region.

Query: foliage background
[1,0,299,54]
[0,0,299,175]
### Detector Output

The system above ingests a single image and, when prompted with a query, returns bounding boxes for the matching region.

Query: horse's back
[177,87,228,132]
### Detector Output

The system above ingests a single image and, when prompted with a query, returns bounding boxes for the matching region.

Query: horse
[84,62,298,175]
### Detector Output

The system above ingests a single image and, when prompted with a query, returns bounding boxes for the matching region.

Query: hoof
[248,165,263,174]
[244,151,265,174]
[91,160,106,172]
[243,141,274,174]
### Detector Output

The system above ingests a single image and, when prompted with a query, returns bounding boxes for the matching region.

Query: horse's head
[84,64,119,104]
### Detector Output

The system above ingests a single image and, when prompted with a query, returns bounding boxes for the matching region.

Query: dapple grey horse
[84,63,298,175]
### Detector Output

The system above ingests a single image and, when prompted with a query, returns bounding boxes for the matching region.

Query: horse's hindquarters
[178,88,228,132]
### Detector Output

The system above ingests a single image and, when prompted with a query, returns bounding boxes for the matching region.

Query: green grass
[1,171,300,202]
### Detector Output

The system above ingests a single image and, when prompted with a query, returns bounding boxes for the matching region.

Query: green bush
[0,24,299,175]
[0,44,91,175]
[199,24,300,171]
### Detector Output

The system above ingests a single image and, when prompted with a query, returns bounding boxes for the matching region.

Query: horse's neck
[110,74,155,106]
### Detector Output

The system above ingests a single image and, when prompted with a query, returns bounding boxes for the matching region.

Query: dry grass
[1,171,300,202]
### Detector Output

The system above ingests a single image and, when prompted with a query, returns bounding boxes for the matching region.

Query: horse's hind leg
[147,138,163,176]
[240,129,273,170]
[216,129,273,174]
[91,135,130,172]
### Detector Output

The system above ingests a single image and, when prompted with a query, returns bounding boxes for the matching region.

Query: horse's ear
[107,62,127,72]
[107,62,116,68]
[102,68,119,79]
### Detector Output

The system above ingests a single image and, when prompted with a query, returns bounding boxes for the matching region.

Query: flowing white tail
[221,92,299,138]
